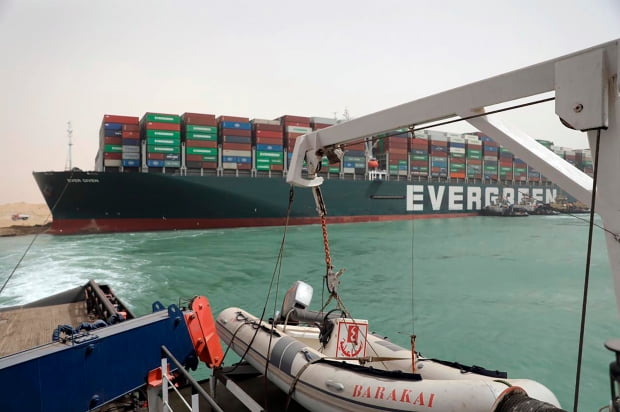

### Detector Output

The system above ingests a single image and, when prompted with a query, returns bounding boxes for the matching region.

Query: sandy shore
[0,203,52,236]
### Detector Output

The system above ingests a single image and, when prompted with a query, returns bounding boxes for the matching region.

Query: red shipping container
[430,140,448,146]
[104,115,139,124]
[387,148,408,156]
[186,154,202,162]
[344,142,365,151]
[450,172,466,178]
[254,130,283,139]
[122,124,140,132]
[146,122,181,131]
[104,152,122,159]
[255,137,284,145]
[217,115,250,123]
[278,115,310,124]
[104,137,122,145]
[186,140,218,148]
[121,131,140,138]
[253,123,282,132]
[283,121,311,128]
[202,162,218,169]
[430,151,448,157]
[270,164,284,171]
[221,128,251,137]
[182,112,217,126]
[450,158,465,164]
[148,153,165,160]
[237,163,251,170]
[222,143,252,151]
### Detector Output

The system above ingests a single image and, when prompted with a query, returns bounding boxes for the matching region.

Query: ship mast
[65,121,73,171]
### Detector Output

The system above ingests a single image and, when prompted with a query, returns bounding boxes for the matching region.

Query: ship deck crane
[287,39,620,408]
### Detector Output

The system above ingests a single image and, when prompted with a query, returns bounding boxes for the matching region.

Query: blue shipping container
[147,160,164,167]
[220,121,251,130]
[104,129,122,137]
[104,123,123,131]
[484,146,499,152]
[449,142,465,148]
[122,159,140,167]
[223,156,237,163]
[256,144,283,152]
[164,160,181,167]
[237,156,251,164]
[122,138,140,146]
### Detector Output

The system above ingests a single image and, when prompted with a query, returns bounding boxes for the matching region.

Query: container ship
[33,112,592,235]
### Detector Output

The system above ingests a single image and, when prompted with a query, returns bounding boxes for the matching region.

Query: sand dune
[0,203,52,229]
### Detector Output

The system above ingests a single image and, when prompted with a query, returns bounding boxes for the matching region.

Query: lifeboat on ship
[216,281,562,412]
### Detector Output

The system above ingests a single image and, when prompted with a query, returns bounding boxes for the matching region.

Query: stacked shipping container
[376,129,409,176]
[448,134,466,179]
[93,111,593,185]
[499,147,513,181]
[479,134,498,180]
[182,113,218,170]
[410,133,429,177]
[252,119,284,172]
[428,130,448,178]
[218,115,252,171]
[99,115,140,170]
[141,113,181,169]
[464,134,482,179]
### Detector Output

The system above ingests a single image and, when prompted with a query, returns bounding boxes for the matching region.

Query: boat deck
[0,301,89,357]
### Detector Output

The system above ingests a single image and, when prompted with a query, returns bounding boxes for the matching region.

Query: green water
[0,215,615,411]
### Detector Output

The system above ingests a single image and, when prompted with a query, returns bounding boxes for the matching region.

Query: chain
[321,214,333,271]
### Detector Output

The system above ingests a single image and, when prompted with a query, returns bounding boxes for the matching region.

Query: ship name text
[66,178,100,183]
[406,185,557,212]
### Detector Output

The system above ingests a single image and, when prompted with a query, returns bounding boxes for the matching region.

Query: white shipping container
[251,118,281,126]
[343,167,355,174]
[122,145,140,153]
[222,149,252,157]
[448,136,466,143]
[104,159,121,167]
[222,162,238,169]
[122,152,140,160]
[449,147,466,154]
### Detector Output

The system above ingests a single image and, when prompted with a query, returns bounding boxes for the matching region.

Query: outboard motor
[278,281,345,325]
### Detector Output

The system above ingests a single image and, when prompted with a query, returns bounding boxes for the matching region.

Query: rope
[573,128,602,412]
[220,187,295,379]
[0,169,76,296]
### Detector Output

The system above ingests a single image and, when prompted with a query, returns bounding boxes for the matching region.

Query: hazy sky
[0,0,619,204]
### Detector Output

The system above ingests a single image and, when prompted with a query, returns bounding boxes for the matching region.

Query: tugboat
[480,197,528,217]
[550,195,591,214]
[518,196,560,215]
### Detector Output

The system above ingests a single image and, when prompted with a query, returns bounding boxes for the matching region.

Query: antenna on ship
[65,121,73,171]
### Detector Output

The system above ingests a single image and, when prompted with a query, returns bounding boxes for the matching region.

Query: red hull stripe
[47,213,478,235]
